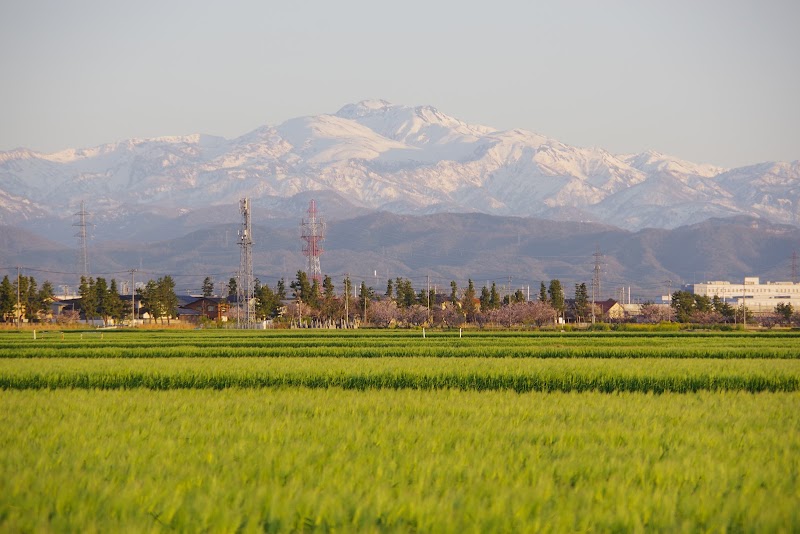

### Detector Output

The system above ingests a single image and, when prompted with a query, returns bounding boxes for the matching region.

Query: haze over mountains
[1,100,798,298]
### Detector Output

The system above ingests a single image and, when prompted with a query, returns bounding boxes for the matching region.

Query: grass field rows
[2,357,800,393]
[2,329,799,531]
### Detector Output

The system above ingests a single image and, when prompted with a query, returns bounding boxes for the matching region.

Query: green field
[1,330,799,531]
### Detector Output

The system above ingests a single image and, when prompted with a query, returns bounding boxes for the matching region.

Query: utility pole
[130,269,136,326]
[742,278,747,328]
[591,247,603,323]
[664,280,672,322]
[344,274,349,326]
[16,266,21,329]
[427,274,431,324]
[238,198,254,328]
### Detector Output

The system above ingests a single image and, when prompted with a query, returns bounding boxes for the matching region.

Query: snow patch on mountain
[0,100,797,231]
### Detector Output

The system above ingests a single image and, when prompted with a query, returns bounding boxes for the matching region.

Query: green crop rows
[1,330,799,531]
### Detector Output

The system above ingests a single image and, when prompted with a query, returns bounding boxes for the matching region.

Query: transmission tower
[73,200,92,282]
[301,199,325,283]
[591,246,603,323]
[238,198,254,327]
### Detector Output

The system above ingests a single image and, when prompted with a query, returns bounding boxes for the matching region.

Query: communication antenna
[238,198,254,327]
[301,199,325,283]
[591,246,603,323]
[73,200,92,282]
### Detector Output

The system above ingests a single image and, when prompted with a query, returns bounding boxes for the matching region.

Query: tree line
[235,271,602,328]
[0,275,55,323]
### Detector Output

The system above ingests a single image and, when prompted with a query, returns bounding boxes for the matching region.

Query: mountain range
[1,213,798,302]
[1,100,798,300]
[1,99,799,240]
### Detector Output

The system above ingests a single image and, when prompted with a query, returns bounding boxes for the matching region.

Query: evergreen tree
[202,277,214,297]
[309,278,321,309]
[276,278,287,300]
[323,275,335,301]
[479,285,491,311]
[450,281,459,305]
[513,289,526,303]
[712,295,735,322]
[461,279,477,321]
[670,290,695,322]
[158,276,179,324]
[94,277,110,325]
[548,279,565,315]
[574,283,589,321]
[490,282,501,309]
[23,276,38,321]
[539,282,548,303]
[0,276,14,321]
[255,284,278,320]
[106,279,125,323]
[79,276,97,323]
[290,270,313,303]
[227,277,238,298]
[396,278,415,308]
[358,281,373,319]
[385,279,394,299]
[138,280,162,322]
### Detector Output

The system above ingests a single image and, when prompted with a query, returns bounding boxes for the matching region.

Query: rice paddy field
[1,329,799,532]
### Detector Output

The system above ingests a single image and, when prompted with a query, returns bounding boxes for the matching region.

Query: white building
[692,277,800,314]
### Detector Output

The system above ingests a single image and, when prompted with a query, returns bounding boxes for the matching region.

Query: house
[181,297,230,322]
[595,299,625,321]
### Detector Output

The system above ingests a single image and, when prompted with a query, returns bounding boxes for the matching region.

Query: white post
[423,328,425,338]
[459,328,462,338]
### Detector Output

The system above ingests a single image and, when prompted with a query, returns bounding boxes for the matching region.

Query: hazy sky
[1,0,798,168]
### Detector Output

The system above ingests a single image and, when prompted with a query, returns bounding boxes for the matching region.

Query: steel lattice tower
[301,199,325,282]
[591,247,603,323]
[238,198,254,327]
[73,200,92,282]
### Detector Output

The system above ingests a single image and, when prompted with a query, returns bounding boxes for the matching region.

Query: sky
[0,0,798,168]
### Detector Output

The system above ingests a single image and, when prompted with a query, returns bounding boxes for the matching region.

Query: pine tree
[479,285,491,311]
[290,271,313,303]
[94,277,109,325]
[574,283,589,321]
[462,279,477,321]
[276,278,287,300]
[490,282,501,309]
[0,276,15,321]
[79,276,97,324]
[539,282,548,303]
[323,275,335,301]
[548,279,565,316]
[202,277,214,297]
[158,276,179,325]
[23,276,38,321]
[450,281,459,305]
[255,284,278,320]
[385,279,394,299]
[106,279,125,324]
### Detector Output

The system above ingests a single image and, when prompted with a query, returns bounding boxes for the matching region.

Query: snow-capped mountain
[1,100,798,232]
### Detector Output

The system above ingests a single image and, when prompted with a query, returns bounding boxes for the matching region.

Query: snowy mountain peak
[335,99,398,119]
[0,100,797,231]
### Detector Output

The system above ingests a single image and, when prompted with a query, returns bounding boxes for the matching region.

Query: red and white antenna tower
[301,199,325,282]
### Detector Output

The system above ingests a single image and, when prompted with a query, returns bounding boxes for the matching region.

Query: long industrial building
[691,277,800,313]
